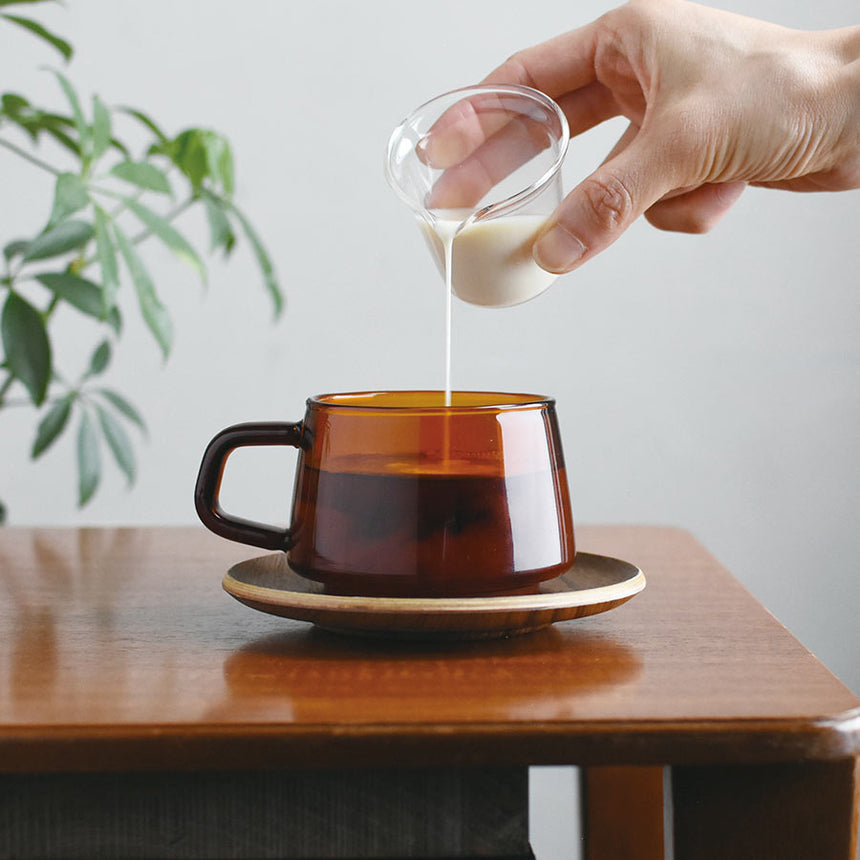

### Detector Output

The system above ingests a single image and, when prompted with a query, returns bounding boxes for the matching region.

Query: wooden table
[0,525,858,859]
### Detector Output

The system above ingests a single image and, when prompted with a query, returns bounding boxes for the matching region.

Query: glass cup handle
[194,421,304,551]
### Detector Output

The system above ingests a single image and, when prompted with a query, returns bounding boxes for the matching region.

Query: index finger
[481,21,601,98]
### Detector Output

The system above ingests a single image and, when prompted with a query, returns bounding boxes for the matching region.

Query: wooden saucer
[223,552,645,640]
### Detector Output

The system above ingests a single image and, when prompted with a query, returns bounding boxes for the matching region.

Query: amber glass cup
[195,391,575,597]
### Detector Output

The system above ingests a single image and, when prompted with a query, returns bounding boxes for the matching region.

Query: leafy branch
[0,1,283,518]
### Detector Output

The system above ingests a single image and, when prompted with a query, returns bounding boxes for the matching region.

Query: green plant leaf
[123,197,205,283]
[0,101,41,142]
[33,107,126,158]
[41,121,80,156]
[109,161,171,195]
[0,94,81,154]
[3,239,30,262]
[93,205,119,311]
[167,129,208,188]
[1,291,51,405]
[76,409,100,506]
[96,387,146,435]
[219,146,234,198]
[0,14,72,62]
[202,132,234,197]
[119,106,168,144]
[230,202,283,317]
[86,339,110,377]
[22,219,93,262]
[112,222,173,358]
[34,272,104,319]
[106,305,121,335]
[95,402,135,484]
[51,69,90,156]
[1,92,29,113]
[91,94,111,162]
[31,392,73,459]
[0,1,59,7]
[201,193,235,254]
[47,172,89,227]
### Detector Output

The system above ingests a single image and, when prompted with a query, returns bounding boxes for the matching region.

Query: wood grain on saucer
[223,551,645,639]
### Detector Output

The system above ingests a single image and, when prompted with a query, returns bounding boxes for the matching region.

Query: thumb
[533,131,681,274]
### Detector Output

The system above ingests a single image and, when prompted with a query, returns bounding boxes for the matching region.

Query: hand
[479,0,860,273]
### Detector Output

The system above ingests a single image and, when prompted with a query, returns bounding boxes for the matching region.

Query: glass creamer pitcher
[386,84,569,307]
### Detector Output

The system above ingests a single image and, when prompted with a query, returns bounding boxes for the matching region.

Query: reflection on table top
[1,525,857,772]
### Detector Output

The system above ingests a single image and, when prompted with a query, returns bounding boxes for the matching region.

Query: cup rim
[308,390,555,413]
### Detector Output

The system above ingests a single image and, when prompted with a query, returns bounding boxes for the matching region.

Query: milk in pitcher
[423,210,558,309]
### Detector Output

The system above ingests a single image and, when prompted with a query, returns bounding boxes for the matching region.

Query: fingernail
[534,225,586,273]
[415,134,432,165]
[416,130,469,169]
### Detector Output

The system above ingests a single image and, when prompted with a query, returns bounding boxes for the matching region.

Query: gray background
[2,2,858,855]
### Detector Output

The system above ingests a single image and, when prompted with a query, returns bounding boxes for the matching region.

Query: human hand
[476,0,860,273]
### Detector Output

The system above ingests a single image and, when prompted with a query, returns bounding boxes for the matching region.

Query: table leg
[671,758,860,860]
[580,766,665,860]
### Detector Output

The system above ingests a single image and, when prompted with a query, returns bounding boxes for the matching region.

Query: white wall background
[2,3,858,854]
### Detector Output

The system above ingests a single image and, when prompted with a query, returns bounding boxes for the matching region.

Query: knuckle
[581,171,635,231]
[597,0,656,40]
[498,51,539,90]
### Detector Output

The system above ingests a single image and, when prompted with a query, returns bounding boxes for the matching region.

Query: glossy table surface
[1,525,858,773]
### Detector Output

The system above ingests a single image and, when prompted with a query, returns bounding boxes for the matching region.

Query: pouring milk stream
[385,85,570,405]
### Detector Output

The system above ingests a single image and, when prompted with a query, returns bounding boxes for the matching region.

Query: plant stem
[91,186,146,220]
[130,196,194,244]
[0,136,62,176]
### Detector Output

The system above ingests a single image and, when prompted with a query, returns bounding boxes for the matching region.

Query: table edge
[2,709,858,773]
